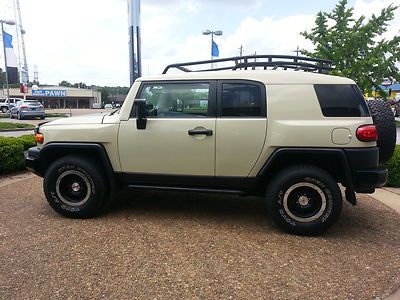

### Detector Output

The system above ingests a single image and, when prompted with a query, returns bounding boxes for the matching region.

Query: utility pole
[293,45,300,57]
[239,44,243,56]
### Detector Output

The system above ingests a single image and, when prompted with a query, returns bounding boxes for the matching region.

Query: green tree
[0,68,6,87]
[100,87,109,104]
[59,80,73,87]
[301,0,400,96]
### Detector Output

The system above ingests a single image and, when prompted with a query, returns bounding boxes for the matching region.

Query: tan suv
[25,55,397,235]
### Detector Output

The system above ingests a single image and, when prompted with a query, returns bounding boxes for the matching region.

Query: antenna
[33,65,38,83]
[14,0,28,83]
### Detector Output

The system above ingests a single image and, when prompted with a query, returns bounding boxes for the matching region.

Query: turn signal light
[356,125,378,142]
[34,133,44,144]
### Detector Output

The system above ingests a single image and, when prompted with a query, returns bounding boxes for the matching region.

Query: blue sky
[0,0,398,86]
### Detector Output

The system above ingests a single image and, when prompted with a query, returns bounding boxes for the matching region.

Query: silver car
[10,100,45,120]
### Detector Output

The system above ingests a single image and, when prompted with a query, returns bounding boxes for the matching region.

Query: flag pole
[1,22,11,113]
[211,32,214,69]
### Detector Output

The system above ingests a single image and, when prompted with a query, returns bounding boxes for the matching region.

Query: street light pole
[203,29,222,69]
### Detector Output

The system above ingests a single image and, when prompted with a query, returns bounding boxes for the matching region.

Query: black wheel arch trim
[28,142,118,190]
[257,147,357,205]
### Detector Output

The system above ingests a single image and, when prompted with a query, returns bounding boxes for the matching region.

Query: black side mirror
[134,99,147,130]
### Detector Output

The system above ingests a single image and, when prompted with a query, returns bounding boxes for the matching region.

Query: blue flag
[212,40,219,57]
[2,30,18,84]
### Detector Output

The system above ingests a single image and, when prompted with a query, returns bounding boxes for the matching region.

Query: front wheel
[1,107,7,113]
[44,156,109,218]
[266,165,342,235]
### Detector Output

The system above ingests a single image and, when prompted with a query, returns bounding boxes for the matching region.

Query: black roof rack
[162,54,333,74]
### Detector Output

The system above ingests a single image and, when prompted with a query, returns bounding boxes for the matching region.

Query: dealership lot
[0,176,399,299]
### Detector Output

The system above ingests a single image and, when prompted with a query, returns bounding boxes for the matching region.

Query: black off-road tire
[367,100,396,163]
[266,165,342,235]
[44,156,109,218]
[1,107,7,113]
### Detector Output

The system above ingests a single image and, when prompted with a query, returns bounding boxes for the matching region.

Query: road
[0,175,399,299]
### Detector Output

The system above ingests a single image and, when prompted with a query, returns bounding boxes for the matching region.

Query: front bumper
[25,147,42,176]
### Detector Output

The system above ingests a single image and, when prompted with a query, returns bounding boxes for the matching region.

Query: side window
[314,84,369,117]
[137,82,210,118]
[221,83,262,117]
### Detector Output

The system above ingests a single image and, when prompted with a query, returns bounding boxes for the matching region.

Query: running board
[126,184,246,195]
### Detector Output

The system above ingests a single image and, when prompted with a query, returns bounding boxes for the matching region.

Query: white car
[104,104,113,109]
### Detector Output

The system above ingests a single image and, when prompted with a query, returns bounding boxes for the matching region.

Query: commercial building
[0,86,101,109]
[371,83,400,99]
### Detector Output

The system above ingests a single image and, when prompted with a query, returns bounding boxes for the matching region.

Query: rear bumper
[345,148,388,193]
[25,147,42,176]
[354,167,388,193]
[20,111,45,117]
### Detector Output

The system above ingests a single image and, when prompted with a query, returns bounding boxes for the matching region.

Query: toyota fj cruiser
[25,55,397,235]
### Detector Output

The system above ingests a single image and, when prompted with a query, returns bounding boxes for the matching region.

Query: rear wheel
[44,156,109,218]
[1,107,7,113]
[266,165,342,235]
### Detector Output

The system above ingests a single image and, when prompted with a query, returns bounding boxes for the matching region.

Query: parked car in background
[0,97,24,113]
[92,103,101,109]
[104,104,113,109]
[10,100,45,120]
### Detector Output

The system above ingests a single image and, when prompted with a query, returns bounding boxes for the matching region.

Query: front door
[118,81,216,185]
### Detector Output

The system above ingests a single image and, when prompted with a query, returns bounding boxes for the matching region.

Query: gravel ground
[0,176,399,299]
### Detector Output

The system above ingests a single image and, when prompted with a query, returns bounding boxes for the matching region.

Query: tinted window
[221,83,262,117]
[314,84,369,117]
[137,83,209,118]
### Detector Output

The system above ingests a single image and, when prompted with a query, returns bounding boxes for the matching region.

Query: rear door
[215,80,267,182]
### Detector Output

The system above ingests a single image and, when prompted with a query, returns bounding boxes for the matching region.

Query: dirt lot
[1,176,399,299]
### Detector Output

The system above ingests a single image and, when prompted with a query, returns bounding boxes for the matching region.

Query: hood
[42,113,106,126]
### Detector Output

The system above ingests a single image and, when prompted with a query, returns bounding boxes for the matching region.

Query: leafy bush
[385,145,400,187]
[0,135,35,174]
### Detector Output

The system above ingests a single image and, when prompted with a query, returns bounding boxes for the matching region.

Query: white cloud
[1,0,399,86]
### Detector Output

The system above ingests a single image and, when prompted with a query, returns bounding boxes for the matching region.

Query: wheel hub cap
[298,195,310,206]
[71,182,81,192]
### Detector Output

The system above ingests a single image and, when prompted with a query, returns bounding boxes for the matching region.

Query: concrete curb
[369,188,400,214]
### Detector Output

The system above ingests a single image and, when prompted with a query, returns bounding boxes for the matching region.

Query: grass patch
[396,120,400,127]
[0,122,35,130]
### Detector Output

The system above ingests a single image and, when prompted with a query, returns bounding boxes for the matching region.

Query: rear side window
[221,83,263,117]
[314,84,369,117]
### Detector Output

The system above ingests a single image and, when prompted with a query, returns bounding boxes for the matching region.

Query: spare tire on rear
[367,99,396,163]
